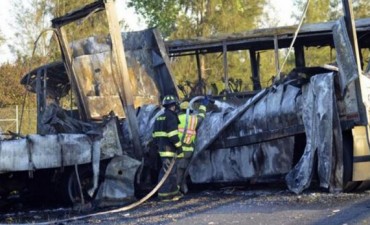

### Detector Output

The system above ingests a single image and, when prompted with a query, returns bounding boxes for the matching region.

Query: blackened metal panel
[333,18,359,95]
[95,155,141,205]
[0,139,29,171]
[189,80,301,183]
[0,116,121,172]
[123,28,178,98]
[190,137,294,183]
[100,118,123,158]
[316,74,335,189]
[0,134,92,172]
[51,1,105,28]
[285,73,339,193]
[119,105,162,159]
[266,85,284,130]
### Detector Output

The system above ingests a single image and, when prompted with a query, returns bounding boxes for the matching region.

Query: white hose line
[277,0,311,79]
[13,157,177,225]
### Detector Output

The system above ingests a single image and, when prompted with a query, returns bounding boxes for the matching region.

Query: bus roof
[166,18,370,56]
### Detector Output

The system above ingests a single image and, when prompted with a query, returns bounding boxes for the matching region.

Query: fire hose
[15,149,178,225]
[16,97,205,225]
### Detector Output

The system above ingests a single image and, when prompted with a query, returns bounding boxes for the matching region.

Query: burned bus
[1,0,370,209]
[166,15,370,193]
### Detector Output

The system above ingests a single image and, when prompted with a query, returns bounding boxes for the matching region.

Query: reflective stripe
[153,131,168,137]
[177,152,184,158]
[175,141,182,147]
[159,151,176,157]
[178,128,196,134]
[164,96,175,101]
[167,130,179,137]
[182,146,193,152]
[153,130,178,138]
[185,115,197,143]
[199,105,206,111]
[198,105,206,118]
[158,186,180,197]
[178,114,198,145]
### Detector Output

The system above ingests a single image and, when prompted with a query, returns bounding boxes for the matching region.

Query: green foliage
[9,0,51,60]
[129,0,266,38]
[329,0,343,19]
[48,0,110,40]
[353,0,370,19]
[127,0,179,36]
[294,0,370,22]
[0,62,32,107]
[294,0,331,23]
[291,1,335,69]
[0,0,125,123]
[2,0,111,108]
[8,0,111,63]
[129,0,272,93]
[293,0,370,69]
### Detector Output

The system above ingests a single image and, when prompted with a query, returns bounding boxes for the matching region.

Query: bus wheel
[67,166,96,204]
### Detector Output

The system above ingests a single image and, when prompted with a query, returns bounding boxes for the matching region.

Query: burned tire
[67,166,97,204]
[342,130,361,192]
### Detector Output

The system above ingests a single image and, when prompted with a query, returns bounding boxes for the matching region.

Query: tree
[128,0,274,93]
[294,0,370,22]
[0,30,5,47]
[0,62,32,107]
[353,0,370,19]
[352,0,370,70]
[8,0,115,63]
[293,0,370,69]
[128,0,266,38]
[294,0,331,23]
[48,0,110,38]
[1,0,119,133]
[127,0,179,37]
[9,0,51,60]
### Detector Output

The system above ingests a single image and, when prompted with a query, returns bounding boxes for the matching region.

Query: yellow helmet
[180,101,189,110]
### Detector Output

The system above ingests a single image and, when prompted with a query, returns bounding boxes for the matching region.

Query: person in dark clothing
[152,95,183,201]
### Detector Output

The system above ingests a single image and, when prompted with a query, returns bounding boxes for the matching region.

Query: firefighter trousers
[177,153,192,194]
[158,157,180,200]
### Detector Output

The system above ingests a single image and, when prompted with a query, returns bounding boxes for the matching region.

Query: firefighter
[177,97,209,194]
[152,95,183,201]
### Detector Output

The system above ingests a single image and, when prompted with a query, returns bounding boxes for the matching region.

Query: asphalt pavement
[2,183,370,225]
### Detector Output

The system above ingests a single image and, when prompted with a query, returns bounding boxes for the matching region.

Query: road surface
[2,183,370,225]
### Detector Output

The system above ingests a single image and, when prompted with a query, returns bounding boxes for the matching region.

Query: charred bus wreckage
[1,0,370,210]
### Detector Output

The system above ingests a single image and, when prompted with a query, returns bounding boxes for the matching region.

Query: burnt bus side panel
[69,28,177,120]
[333,18,361,123]
[334,18,370,182]
[190,80,301,184]
[188,71,344,193]
[0,118,122,172]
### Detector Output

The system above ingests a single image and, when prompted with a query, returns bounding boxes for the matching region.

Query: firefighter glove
[201,96,210,106]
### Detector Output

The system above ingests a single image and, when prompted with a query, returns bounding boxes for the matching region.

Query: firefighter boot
[160,192,183,202]
[180,183,188,194]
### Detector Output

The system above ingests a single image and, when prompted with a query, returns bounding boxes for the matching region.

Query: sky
[0,0,295,64]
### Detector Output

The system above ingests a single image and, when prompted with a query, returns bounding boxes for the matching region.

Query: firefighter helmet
[179,101,189,110]
[162,95,178,107]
